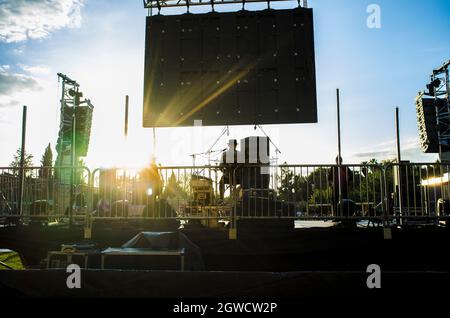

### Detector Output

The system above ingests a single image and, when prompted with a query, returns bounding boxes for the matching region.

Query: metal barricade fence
[0,166,91,223]
[384,162,450,221]
[5,163,450,224]
[232,164,385,220]
[91,166,231,224]
[90,164,386,222]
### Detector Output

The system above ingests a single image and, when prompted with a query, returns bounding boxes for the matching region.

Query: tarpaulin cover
[111,231,204,270]
[121,232,178,249]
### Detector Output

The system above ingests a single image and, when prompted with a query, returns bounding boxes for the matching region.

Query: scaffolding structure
[56,73,94,183]
[431,61,450,160]
[143,0,307,12]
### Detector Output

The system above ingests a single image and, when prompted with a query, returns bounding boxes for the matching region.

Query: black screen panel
[143,8,317,127]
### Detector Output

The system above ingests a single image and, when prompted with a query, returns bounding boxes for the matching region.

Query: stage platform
[1,221,449,272]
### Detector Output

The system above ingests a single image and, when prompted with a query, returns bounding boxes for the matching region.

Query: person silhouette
[328,156,353,216]
[219,140,240,200]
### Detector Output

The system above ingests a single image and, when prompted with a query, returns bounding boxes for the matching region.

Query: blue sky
[0,0,449,168]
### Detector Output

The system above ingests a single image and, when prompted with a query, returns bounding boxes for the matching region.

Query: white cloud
[353,138,416,159]
[0,65,42,107]
[0,0,84,43]
[11,46,25,55]
[0,96,19,108]
[352,137,437,163]
[18,64,51,75]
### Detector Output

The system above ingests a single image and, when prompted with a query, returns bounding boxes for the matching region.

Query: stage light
[147,187,153,196]
[68,89,83,98]
[426,78,441,96]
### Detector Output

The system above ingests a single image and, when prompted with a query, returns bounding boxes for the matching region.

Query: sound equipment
[240,136,270,164]
[190,175,214,205]
[415,93,448,153]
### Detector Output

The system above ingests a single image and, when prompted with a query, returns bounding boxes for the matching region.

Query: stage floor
[1,221,449,272]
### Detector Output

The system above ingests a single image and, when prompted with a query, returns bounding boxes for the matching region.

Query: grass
[0,252,25,270]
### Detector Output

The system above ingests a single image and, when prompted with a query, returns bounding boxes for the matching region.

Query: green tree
[78,158,86,167]
[40,143,53,167]
[308,187,332,215]
[165,172,179,199]
[162,171,190,212]
[278,166,331,203]
[39,143,53,178]
[10,148,34,176]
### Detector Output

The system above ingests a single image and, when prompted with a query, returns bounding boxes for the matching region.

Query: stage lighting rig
[416,60,450,159]
[426,78,441,96]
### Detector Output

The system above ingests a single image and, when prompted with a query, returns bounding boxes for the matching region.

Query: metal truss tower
[143,0,308,11]
[431,61,450,161]
[56,73,94,183]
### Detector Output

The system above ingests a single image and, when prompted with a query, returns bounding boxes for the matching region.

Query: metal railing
[2,163,450,226]
[384,162,450,222]
[0,166,91,224]
[231,164,385,220]
[90,166,232,226]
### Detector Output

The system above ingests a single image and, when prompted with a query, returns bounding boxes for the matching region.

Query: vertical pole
[152,127,156,162]
[69,88,77,228]
[18,106,27,217]
[122,95,129,216]
[124,95,129,138]
[336,89,342,161]
[395,107,401,163]
[432,73,444,162]
[336,89,343,217]
[444,65,450,163]
[58,79,65,166]
[445,66,450,163]
[445,65,449,105]
[444,67,450,162]
[445,66,449,103]
[57,75,65,224]
[395,107,403,225]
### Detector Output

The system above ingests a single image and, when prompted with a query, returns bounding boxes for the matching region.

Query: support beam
[124,95,129,138]
[18,105,27,217]
[144,0,306,9]
[336,89,343,217]
[395,107,401,163]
